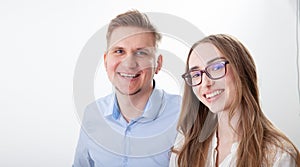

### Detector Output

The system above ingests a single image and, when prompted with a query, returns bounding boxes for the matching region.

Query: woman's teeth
[205,90,223,99]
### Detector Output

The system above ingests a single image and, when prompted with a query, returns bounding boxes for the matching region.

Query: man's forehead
[108,26,154,48]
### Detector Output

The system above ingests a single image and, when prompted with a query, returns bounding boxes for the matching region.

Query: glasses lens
[206,62,226,79]
[189,70,202,86]
[182,70,202,86]
[183,60,228,87]
[183,76,193,86]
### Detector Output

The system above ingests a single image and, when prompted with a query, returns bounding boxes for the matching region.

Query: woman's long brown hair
[175,34,300,167]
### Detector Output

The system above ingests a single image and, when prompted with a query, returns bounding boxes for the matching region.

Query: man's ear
[104,52,107,70]
[155,54,163,74]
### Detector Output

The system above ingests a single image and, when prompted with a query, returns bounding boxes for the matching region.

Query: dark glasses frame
[182,60,229,86]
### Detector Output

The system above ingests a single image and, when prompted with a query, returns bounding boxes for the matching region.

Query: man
[73,10,181,167]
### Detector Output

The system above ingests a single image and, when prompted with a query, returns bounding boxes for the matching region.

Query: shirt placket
[122,121,136,167]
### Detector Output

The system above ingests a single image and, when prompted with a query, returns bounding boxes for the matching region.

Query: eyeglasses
[182,60,229,86]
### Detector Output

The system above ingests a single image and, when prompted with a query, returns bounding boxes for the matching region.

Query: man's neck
[116,86,154,123]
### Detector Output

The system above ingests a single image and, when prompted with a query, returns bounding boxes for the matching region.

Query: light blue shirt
[73,86,181,167]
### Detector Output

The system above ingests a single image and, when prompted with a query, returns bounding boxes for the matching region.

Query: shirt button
[123,157,128,166]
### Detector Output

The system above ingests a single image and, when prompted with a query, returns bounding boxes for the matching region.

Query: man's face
[104,26,162,96]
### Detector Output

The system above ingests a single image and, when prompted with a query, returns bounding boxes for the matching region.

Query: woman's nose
[201,73,214,86]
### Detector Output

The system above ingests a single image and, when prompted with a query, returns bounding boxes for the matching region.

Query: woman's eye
[191,72,201,78]
[211,63,224,71]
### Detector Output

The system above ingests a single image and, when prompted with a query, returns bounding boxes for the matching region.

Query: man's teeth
[206,90,223,99]
[120,73,139,78]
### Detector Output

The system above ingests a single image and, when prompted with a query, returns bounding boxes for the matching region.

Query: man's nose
[122,54,139,68]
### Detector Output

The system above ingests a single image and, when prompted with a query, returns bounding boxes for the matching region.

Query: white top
[169,132,297,167]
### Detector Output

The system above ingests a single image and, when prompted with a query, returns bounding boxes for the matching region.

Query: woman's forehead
[189,43,223,67]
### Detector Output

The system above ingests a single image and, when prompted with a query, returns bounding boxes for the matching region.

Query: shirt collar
[112,95,121,120]
[139,87,164,122]
[212,131,239,153]
[102,94,116,117]
[103,80,165,122]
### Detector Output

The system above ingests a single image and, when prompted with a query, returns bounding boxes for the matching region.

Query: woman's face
[188,43,236,113]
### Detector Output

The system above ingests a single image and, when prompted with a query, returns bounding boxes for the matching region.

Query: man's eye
[115,50,124,54]
[135,51,148,56]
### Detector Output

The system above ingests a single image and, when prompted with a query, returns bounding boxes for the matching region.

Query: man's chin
[115,87,141,96]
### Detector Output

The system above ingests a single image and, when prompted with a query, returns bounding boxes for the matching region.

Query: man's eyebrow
[136,47,148,50]
[111,46,123,49]
[108,46,123,51]
[136,47,155,51]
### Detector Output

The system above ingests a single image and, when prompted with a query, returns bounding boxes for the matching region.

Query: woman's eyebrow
[207,57,225,64]
[188,57,226,70]
[189,66,200,71]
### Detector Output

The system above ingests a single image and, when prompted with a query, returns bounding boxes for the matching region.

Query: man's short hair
[106,10,161,49]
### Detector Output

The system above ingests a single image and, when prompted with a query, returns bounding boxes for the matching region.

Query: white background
[1,0,299,166]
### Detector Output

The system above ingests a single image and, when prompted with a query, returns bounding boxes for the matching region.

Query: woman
[170,34,300,167]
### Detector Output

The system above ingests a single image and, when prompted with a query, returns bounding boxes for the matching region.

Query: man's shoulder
[81,93,115,126]
[156,89,181,117]
[162,90,181,98]
[86,93,114,108]
[84,93,115,115]
[161,89,182,105]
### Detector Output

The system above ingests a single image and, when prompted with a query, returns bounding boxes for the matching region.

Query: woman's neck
[217,108,241,144]
[215,108,241,165]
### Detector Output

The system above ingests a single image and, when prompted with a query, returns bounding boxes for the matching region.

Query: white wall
[1,0,299,166]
